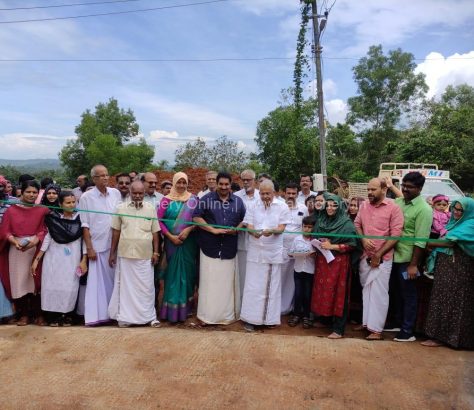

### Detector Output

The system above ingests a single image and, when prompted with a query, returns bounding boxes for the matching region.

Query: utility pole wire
[0,0,231,24]
[0,0,144,12]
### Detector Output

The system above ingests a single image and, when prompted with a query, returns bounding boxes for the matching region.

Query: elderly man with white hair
[234,169,260,300]
[240,179,291,331]
[80,164,121,326]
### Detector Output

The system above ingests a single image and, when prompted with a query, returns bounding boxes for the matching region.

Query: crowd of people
[0,167,472,350]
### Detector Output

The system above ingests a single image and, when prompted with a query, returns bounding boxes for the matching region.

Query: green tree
[255,97,318,183]
[174,138,210,170]
[208,136,248,173]
[391,84,474,190]
[345,45,428,176]
[174,136,248,172]
[59,98,153,178]
[326,123,367,181]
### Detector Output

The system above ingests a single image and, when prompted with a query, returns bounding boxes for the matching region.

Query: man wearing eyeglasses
[141,172,164,209]
[391,172,432,342]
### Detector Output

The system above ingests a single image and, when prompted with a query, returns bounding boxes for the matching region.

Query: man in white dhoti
[354,178,404,340]
[240,180,291,331]
[108,181,161,327]
[193,172,246,325]
[234,169,259,301]
[281,182,308,314]
[80,165,121,326]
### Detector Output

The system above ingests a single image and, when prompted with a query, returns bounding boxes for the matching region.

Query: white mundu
[235,188,260,300]
[240,198,291,325]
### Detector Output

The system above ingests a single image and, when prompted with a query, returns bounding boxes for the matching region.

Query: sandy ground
[0,321,473,410]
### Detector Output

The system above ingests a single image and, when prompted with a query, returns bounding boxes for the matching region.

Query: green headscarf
[444,197,474,257]
[313,193,358,247]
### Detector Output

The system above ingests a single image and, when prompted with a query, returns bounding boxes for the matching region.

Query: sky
[0,0,473,163]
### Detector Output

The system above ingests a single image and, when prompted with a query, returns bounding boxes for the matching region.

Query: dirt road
[0,324,472,409]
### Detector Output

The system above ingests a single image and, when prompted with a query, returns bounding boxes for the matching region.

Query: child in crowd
[430,194,451,239]
[287,216,316,329]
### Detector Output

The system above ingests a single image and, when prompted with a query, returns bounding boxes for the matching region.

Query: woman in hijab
[421,197,474,349]
[311,193,359,339]
[40,183,61,210]
[157,172,198,323]
[31,191,87,326]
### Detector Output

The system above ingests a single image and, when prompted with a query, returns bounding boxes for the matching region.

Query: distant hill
[0,158,61,171]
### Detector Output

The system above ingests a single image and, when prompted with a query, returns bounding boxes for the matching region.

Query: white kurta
[197,251,240,325]
[280,203,308,314]
[359,259,393,333]
[41,224,83,313]
[240,199,291,326]
[108,257,156,325]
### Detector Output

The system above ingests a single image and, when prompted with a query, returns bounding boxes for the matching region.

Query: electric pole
[311,0,327,188]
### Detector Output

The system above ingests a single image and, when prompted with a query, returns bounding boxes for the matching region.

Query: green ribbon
[0,199,448,243]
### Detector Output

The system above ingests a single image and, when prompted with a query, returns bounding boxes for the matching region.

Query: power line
[0,56,471,62]
[0,0,231,24]
[0,0,144,11]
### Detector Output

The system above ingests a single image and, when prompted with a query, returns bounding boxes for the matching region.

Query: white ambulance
[378,163,465,202]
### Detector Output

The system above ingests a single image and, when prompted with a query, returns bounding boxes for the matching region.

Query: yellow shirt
[111,201,160,259]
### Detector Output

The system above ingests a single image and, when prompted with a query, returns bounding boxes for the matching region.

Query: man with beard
[354,178,404,340]
[193,172,246,325]
[234,169,259,300]
[392,172,432,342]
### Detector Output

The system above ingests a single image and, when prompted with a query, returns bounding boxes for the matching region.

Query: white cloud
[415,51,474,98]
[0,133,73,159]
[323,79,338,98]
[329,0,474,56]
[126,91,254,138]
[149,130,180,141]
[325,99,348,125]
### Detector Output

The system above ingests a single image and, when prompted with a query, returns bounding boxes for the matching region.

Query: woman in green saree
[158,172,198,323]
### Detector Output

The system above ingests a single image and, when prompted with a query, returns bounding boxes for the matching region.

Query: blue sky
[0,0,473,163]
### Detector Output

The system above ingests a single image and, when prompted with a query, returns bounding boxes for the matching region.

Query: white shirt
[282,203,309,260]
[244,198,291,264]
[72,186,83,202]
[144,191,163,209]
[197,189,210,199]
[235,188,260,251]
[290,235,315,274]
[80,187,121,253]
[296,190,317,205]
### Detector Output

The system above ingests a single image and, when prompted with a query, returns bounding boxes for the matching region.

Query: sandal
[16,316,29,326]
[49,322,60,327]
[366,332,383,341]
[327,332,343,339]
[150,320,161,328]
[421,339,443,347]
[353,324,366,331]
[302,317,312,329]
[287,315,301,327]
[61,315,73,327]
[34,316,47,327]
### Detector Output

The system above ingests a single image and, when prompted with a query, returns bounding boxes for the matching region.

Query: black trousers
[293,271,314,318]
